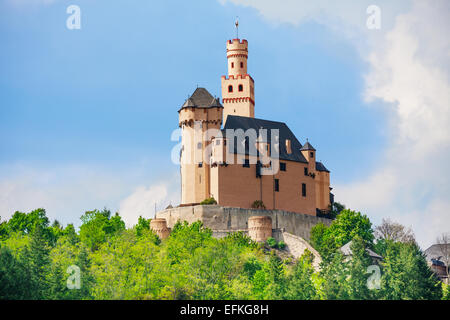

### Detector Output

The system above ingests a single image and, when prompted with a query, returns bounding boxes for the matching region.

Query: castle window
[243,159,250,168]
[231,62,234,68]
[240,62,243,68]
[238,84,243,92]
[302,183,306,197]
[198,162,203,168]
[304,167,308,176]
[310,151,314,158]
[228,85,233,93]
[197,142,202,149]
[216,140,221,145]
[275,179,280,192]
[280,162,286,171]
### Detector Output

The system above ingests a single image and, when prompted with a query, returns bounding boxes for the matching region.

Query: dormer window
[285,139,292,154]
[228,85,233,93]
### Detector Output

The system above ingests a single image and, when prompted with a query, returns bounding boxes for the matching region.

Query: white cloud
[0,164,180,229]
[337,0,450,248]
[118,181,179,228]
[222,0,450,248]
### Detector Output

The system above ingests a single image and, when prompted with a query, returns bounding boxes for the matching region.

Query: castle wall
[210,156,317,216]
[315,170,331,211]
[273,231,322,270]
[155,205,332,241]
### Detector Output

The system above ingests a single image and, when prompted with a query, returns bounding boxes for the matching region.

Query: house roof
[222,115,308,163]
[424,243,450,262]
[179,87,223,111]
[340,241,383,260]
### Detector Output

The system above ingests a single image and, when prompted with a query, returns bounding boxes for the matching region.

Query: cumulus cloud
[119,179,179,228]
[337,0,450,247]
[0,164,180,229]
[222,0,450,248]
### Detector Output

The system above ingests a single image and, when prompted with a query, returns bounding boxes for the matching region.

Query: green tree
[380,241,442,300]
[25,224,51,299]
[312,209,374,258]
[0,246,34,299]
[320,251,350,300]
[285,250,317,300]
[347,236,374,300]
[79,209,125,251]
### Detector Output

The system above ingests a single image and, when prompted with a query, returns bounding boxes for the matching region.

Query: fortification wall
[274,231,322,270]
[155,205,332,241]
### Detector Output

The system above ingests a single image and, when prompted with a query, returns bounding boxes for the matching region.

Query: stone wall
[155,205,332,241]
[274,231,322,270]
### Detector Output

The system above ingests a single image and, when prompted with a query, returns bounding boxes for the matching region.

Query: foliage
[442,283,450,300]
[310,209,374,258]
[200,197,217,205]
[79,208,125,251]
[0,207,444,300]
[251,200,266,209]
[266,237,277,248]
[379,240,442,300]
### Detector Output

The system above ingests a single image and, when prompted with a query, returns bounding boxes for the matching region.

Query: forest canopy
[0,208,446,300]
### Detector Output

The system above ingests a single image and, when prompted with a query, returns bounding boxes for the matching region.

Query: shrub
[277,241,286,250]
[266,237,277,248]
[200,197,217,205]
[251,200,266,209]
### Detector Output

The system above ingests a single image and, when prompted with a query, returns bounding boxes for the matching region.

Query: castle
[153,32,335,265]
[178,37,333,215]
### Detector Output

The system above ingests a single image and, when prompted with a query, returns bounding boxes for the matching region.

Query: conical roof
[179,87,223,110]
[301,141,316,151]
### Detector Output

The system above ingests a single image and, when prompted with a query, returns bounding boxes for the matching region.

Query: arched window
[228,85,233,93]
[240,62,244,68]
[238,84,243,92]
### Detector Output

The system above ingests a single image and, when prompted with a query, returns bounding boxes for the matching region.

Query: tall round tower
[227,39,248,76]
[221,38,255,124]
[178,88,223,205]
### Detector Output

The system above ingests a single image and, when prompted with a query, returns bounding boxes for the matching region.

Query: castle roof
[222,115,308,163]
[179,87,223,111]
[315,161,330,173]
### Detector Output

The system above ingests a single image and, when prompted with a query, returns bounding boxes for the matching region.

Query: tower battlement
[227,39,248,45]
[221,74,254,82]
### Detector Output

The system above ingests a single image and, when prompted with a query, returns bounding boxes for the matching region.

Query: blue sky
[1,0,449,248]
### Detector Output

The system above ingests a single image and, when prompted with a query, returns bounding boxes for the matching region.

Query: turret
[178,88,223,205]
[300,140,316,175]
[222,39,255,124]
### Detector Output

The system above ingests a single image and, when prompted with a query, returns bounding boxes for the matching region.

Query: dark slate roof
[424,244,450,262]
[316,161,330,173]
[301,141,316,151]
[223,115,308,163]
[179,87,223,111]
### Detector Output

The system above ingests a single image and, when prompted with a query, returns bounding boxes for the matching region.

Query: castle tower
[221,38,255,124]
[178,88,223,204]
